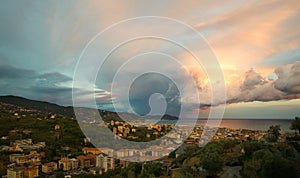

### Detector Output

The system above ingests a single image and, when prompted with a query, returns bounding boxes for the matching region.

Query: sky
[0,0,300,119]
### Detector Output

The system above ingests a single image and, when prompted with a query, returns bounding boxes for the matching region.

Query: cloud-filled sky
[0,0,300,119]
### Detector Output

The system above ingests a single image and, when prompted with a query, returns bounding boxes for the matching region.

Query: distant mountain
[0,95,75,117]
[0,95,178,121]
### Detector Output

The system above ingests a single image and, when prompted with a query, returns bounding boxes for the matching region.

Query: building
[58,157,71,171]
[89,167,102,175]
[82,147,101,155]
[21,166,38,178]
[54,124,60,130]
[116,149,128,158]
[99,148,114,157]
[7,167,23,178]
[110,120,115,126]
[123,132,128,137]
[9,151,44,166]
[150,146,169,157]
[77,155,90,168]
[77,154,96,168]
[1,136,9,140]
[12,139,46,150]
[131,128,136,133]
[42,162,57,174]
[117,126,124,133]
[14,139,32,145]
[95,154,115,172]
[8,144,23,152]
[124,127,130,134]
[119,160,129,168]
[83,137,91,145]
[70,158,79,170]
[22,130,32,135]
[7,165,38,178]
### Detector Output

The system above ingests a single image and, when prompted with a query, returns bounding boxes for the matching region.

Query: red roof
[82,147,100,151]
[77,155,87,159]
[77,154,95,160]
[44,162,56,166]
[20,166,38,171]
[86,154,96,158]
[59,158,70,163]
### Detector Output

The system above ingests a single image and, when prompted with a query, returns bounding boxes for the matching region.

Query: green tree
[168,150,176,158]
[183,156,200,167]
[200,151,223,177]
[290,117,300,134]
[127,170,136,178]
[55,172,65,178]
[266,125,281,142]
[127,162,142,178]
[185,144,200,155]
[143,162,163,177]
[242,140,265,157]
[241,149,297,178]
[201,141,224,154]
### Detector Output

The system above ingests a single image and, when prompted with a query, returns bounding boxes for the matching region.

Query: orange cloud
[195,0,300,71]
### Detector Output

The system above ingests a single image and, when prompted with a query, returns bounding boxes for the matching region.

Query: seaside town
[1,126,273,178]
[0,97,300,178]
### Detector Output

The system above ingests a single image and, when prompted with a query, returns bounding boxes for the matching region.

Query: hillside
[0,95,75,117]
[0,95,178,122]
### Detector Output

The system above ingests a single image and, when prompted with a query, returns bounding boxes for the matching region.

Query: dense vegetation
[290,116,300,134]
[0,100,87,175]
[0,95,75,117]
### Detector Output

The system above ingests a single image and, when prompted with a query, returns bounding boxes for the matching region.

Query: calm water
[155,119,294,132]
[197,119,293,132]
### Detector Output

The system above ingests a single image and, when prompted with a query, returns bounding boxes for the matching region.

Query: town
[0,98,299,178]
[1,124,274,178]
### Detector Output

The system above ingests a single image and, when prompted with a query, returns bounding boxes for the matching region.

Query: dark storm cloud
[0,65,76,105]
[241,69,266,91]
[275,61,300,94]
[0,65,37,79]
[228,82,284,104]
[31,86,72,94]
[128,73,181,116]
[30,86,74,105]
[0,65,72,83]
[226,62,300,105]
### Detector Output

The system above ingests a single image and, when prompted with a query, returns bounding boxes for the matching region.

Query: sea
[153,119,294,132]
[196,119,293,132]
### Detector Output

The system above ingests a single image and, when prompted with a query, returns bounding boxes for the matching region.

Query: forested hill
[0,95,178,121]
[0,95,75,117]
